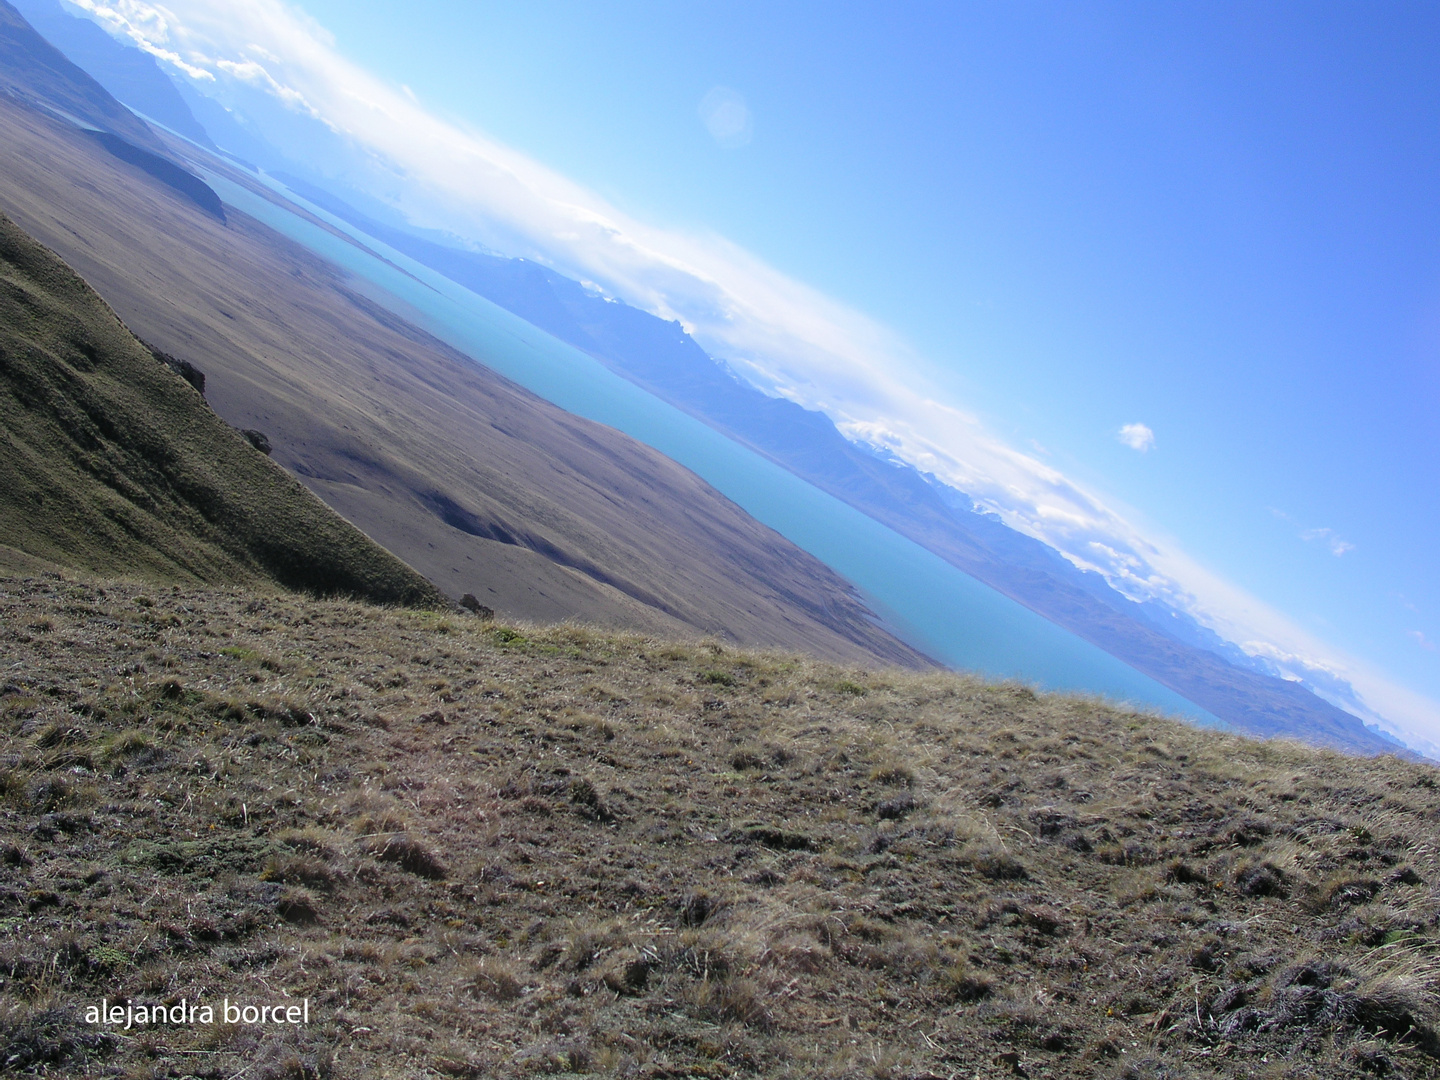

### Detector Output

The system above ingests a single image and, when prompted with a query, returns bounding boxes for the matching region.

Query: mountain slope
[0,0,161,151]
[0,93,926,666]
[10,0,1406,752]
[6,0,216,148]
[0,210,442,606]
[13,2,1398,750]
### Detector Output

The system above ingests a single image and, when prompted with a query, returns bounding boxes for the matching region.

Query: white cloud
[698,86,752,149]
[1300,527,1355,557]
[65,0,1440,752]
[213,56,322,116]
[1273,509,1356,557]
[63,0,216,79]
[1117,422,1155,452]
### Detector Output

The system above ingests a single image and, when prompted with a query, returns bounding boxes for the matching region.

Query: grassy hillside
[2,576,1437,1078]
[0,94,927,668]
[0,210,441,607]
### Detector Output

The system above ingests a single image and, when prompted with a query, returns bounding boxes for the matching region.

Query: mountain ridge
[6,0,216,148]
[0,0,162,151]
[0,208,442,606]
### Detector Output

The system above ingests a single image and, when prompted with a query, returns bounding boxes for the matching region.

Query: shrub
[686,974,771,1029]
[468,957,522,1002]
[276,888,321,924]
[967,845,1028,880]
[680,891,722,928]
[869,762,914,786]
[0,1005,116,1072]
[101,729,154,760]
[876,793,917,820]
[730,748,767,771]
[568,777,612,821]
[1235,861,1288,898]
[359,834,447,879]
[260,854,338,890]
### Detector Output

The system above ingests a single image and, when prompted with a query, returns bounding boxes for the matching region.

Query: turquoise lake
[206,172,1223,728]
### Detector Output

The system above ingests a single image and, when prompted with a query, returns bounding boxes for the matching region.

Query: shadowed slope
[0,211,442,606]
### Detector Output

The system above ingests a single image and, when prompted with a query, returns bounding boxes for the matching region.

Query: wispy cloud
[1117,422,1155,452]
[1271,509,1355,557]
[64,0,1440,751]
[1300,527,1355,557]
[66,0,216,79]
[1410,630,1439,654]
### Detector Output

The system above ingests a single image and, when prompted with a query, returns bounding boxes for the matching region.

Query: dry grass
[1,575,1439,1078]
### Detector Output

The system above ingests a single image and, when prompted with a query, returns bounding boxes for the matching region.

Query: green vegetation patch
[0,212,442,607]
[118,836,277,876]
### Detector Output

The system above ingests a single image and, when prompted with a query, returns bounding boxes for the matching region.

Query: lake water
[206,172,1223,728]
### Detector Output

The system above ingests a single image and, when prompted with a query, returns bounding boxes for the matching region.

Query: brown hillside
[0,94,927,668]
[1,577,1438,1079]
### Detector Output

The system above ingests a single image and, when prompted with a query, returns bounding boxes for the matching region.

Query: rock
[459,593,494,619]
[145,342,206,397]
[239,429,271,455]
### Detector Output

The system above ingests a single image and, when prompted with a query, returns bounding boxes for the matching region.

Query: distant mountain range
[0,0,161,150]
[0,0,1409,755]
[6,0,213,147]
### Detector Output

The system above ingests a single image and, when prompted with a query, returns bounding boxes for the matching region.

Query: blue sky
[61,0,1440,743]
